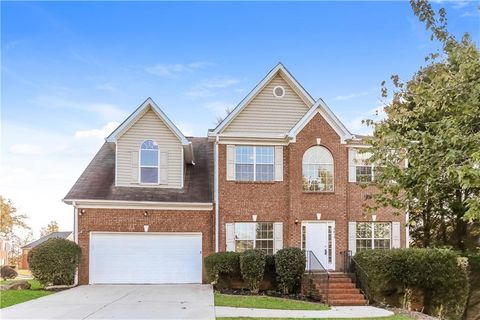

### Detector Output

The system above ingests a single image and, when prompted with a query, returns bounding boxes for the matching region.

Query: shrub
[1,265,17,280]
[275,247,305,294]
[355,248,469,319]
[239,249,266,293]
[28,238,82,286]
[204,252,240,284]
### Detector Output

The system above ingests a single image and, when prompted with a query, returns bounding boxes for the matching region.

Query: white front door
[89,232,202,284]
[304,222,335,270]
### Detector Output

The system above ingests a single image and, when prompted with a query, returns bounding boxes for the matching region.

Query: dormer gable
[110,98,193,188]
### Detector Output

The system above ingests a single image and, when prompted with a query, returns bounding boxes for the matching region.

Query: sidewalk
[215,306,394,318]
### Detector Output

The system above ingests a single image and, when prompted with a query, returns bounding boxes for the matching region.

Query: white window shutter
[160,151,168,185]
[392,222,401,248]
[225,223,235,251]
[273,222,283,253]
[348,148,357,183]
[348,221,357,255]
[274,146,283,181]
[131,151,139,183]
[226,145,236,181]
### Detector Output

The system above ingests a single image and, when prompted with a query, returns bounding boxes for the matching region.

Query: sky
[1,1,479,239]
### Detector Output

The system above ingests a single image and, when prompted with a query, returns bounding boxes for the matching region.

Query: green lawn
[0,279,52,308]
[214,293,329,311]
[217,316,413,320]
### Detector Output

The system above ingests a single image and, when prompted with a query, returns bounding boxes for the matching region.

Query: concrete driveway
[1,284,215,320]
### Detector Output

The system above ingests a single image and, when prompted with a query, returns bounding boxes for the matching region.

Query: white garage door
[89,233,202,284]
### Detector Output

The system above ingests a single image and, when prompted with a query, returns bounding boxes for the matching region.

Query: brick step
[320,282,356,289]
[327,293,366,300]
[326,288,361,294]
[328,299,368,306]
[327,278,354,283]
[328,273,352,279]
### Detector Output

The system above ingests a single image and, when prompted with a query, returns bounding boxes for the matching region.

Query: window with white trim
[353,150,374,182]
[234,222,274,255]
[356,222,391,251]
[235,146,274,182]
[140,140,159,184]
[302,146,334,191]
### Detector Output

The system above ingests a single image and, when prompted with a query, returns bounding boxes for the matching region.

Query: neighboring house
[0,237,9,266]
[64,63,408,285]
[20,232,73,270]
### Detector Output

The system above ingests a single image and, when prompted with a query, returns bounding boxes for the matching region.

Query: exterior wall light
[143,211,148,217]
[294,219,299,224]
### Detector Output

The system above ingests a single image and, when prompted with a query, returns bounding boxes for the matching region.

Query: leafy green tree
[0,196,29,236]
[364,0,480,251]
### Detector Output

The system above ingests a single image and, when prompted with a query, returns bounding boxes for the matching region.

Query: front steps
[303,272,368,306]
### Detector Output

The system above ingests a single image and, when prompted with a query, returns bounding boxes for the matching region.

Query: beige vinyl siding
[116,108,183,188]
[223,74,311,135]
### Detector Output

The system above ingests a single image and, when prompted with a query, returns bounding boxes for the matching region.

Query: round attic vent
[273,86,285,98]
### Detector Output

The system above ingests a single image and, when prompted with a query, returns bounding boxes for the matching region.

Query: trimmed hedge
[204,251,240,284]
[354,248,469,319]
[28,238,82,286]
[240,249,266,293]
[275,247,305,294]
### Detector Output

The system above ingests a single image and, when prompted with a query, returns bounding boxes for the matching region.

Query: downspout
[72,201,79,286]
[214,136,219,252]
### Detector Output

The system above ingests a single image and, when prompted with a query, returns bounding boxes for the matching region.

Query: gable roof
[63,137,213,204]
[288,98,353,144]
[211,63,315,135]
[106,97,189,145]
[22,232,72,249]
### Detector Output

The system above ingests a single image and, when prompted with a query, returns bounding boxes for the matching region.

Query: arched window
[302,146,334,192]
[140,140,159,184]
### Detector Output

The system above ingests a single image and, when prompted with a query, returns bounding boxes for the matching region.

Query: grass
[0,279,52,309]
[214,293,329,311]
[216,316,414,320]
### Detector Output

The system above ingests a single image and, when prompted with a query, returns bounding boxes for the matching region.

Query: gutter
[214,136,219,252]
[72,201,79,287]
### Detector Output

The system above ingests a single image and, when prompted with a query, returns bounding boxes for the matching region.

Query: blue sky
[1,1,479,237]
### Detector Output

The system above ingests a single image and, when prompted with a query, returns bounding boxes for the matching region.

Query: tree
[0,196,28,236]
[364,0,480,251]
[40,221,60,237]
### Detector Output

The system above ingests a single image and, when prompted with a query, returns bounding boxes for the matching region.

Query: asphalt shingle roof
[22,232,72,249]
[64,137,213,203]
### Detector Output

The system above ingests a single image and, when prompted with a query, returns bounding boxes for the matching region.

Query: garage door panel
[90,233,202,284]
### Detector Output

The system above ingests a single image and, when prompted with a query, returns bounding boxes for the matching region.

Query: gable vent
[273,86,285,98]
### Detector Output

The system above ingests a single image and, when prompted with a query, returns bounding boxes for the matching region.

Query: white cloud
[74,121,119,139]
[9,144,44,155]
[334,87,379,101]
[33,95,127,121]
[345,105,386,135]
[96,82,120,94]
[204,101,235,117]
[186,77,239,97]
[145,61,211,77]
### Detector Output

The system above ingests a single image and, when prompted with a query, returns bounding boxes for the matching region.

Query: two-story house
[64,63,407,286]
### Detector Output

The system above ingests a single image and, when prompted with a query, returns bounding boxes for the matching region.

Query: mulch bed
[386,307,439,320]
[217,288,323,303]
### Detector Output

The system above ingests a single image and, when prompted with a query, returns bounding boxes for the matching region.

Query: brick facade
[77,208,214,284]
[219,113,406,270]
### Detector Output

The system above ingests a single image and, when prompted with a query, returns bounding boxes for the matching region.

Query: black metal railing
[304,250,330,303]
[341,250,371,302]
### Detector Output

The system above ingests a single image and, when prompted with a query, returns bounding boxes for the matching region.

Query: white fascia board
[62,199,213,211]
[211,63,315,135]
[106,97,189,146]
[288,99,353,144]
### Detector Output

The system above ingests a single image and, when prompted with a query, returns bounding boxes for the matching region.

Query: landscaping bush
[204,251,240,284]
[28,238,82,286]
[239,249,266,293]
[1,265,17,280]
[275,247,305,294]
[354,248,469,319]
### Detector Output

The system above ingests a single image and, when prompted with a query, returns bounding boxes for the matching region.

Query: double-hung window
[234,222,274,255]
[140,140,159,184]
[235,146,274,182]
[356,222,391,251]
[352,150,374,183]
